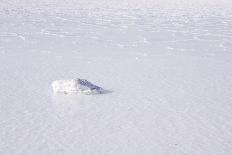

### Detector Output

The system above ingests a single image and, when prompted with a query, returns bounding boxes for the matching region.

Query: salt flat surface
[0,1,232,154]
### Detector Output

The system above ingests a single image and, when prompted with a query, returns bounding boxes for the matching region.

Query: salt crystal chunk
[52,78,104,95]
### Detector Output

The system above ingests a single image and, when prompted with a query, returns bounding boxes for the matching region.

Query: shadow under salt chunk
[51,78,105,95]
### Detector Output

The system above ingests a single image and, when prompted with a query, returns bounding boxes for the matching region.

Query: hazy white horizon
[1,0,232,9]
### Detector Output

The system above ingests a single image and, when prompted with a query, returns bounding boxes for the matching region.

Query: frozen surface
[1,0,232,154]
[52,79,104,94]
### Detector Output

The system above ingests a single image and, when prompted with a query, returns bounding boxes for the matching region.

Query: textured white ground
[1,0,232,154]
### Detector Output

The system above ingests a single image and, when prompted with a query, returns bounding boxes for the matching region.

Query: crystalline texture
[52,78,104,95]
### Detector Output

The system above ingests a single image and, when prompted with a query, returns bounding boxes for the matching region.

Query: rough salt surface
[52,79,104,94]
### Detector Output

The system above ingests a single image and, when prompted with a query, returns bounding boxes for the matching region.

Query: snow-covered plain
[1,0,232,154]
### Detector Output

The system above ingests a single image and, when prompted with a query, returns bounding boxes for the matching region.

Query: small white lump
[52,78,104,95]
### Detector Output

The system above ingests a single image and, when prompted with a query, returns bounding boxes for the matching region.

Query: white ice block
[52,78,104,95]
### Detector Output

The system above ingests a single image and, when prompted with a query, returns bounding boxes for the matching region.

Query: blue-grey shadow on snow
[97,89,113,95]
